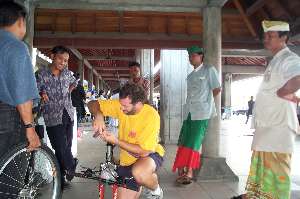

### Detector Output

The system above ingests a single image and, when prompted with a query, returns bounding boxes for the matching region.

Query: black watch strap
[24,123,35,129]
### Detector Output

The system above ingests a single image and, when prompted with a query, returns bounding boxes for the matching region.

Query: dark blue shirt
[0,30,39,106]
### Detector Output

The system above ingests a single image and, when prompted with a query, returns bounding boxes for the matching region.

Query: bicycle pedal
[83,168,94,177]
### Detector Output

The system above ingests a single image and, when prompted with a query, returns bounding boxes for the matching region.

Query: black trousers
[0,101,27,192]
[46,109,75,180]
[0,101,26,158]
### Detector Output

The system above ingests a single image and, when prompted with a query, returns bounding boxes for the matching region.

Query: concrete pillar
[16,0,34,56]
[78,59,84,85]
[88,68,94,91]
[140,49,154,104]
[197,6,238,181]
[160,50,192,143]
[20,0,34,56]
[99,79,104,91]
[135,49,142,64]
[223,73,232,108]
[95,76,100,92]
[221,73,232,119]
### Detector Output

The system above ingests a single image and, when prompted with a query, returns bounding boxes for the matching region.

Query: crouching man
[88,82,164,199]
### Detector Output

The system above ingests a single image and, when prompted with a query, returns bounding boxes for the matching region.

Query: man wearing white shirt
[232,20,300,199]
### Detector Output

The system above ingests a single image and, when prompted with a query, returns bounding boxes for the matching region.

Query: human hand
[100,131,118,145]
[92,114,106,138]
[26,128,41,151]
[69,84,76,92]
[41,92,49,102]
[277,91,298,104]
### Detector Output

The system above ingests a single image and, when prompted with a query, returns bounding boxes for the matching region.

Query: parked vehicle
[232,109,247,115]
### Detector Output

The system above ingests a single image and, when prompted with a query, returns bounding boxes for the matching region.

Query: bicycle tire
[0,143,62,199]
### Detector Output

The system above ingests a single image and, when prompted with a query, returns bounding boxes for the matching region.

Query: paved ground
[62,116,300,199]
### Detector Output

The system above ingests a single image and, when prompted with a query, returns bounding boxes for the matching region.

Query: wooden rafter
[259,7,270,20]
[71,14,76,33]
[185,16,190,35]
[52,14,56,34]
[95,67,129,71]
[166,17,171,35]
[273,0,293,21]
[98,73,129,77]
[118,11,124,33]
[246,0,266,16]
[233,0,258,38]
[148,17,152,33]
[83,55,134,61]
[93,13,97,33]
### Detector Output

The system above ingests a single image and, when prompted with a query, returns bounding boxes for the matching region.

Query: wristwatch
[24,123,35,129]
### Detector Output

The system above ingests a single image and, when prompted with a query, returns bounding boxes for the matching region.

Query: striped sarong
[172,113,208,172]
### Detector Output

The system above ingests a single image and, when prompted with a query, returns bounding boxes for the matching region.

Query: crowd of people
[1,1,300,199]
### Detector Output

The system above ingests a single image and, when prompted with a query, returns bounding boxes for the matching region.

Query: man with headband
[232,20,300,199]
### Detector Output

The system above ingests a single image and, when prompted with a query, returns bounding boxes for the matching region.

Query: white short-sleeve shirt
[252,47,300,153]
[184,64,221,120]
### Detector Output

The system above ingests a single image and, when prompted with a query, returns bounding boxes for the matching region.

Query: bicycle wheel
[0,143,62,199]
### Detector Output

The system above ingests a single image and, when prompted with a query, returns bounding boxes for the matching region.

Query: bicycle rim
[0,144,61,199]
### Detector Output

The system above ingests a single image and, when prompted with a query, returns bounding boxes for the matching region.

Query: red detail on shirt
[128,131,137,138]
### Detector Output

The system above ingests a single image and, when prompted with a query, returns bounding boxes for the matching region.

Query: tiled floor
[62,116,300,199]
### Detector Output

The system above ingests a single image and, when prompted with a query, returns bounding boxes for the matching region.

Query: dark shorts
[116,152,163,192]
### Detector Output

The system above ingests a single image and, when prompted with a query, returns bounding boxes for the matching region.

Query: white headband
[262,20,290,32]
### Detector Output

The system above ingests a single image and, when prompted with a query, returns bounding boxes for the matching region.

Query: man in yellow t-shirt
[88,82,164,199]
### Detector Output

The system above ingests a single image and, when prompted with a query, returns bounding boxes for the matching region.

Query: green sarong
[246,151,291,199]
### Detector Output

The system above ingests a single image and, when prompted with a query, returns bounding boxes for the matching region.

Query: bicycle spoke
[0,145,61,199]
[35,177,47,188]
[0,190,18,197]
[13,158,24,182]
[0,180,22,190]
[2,172,24,186]
[24,152,32,176]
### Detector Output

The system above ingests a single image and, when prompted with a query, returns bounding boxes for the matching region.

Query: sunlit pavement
[62,116,300,199]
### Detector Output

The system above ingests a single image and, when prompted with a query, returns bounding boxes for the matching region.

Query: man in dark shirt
[0,1,40,158]
[36,46,78,189]
[245,96,255,124]
[71,73,86,122]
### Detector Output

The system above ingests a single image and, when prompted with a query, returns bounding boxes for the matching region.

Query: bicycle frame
[98,183,118,199]
[75,143,123,199]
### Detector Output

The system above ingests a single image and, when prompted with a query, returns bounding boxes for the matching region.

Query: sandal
[176,175,193,185]
[175,174,186,184]
[181,175,193,185]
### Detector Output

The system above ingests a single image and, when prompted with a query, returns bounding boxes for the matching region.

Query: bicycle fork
[98,183,118,199]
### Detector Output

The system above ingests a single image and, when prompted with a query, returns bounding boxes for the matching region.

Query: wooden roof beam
[273,0,293,21]
[259,7,270,20]
[100,74,130,77]
[102,78,129,81]
[246,0,266,16]
[84,56,134,61]
[233,0,258,38]
[69,48,102,78]
[34,31,263,49]
[34,0,207,13]
[223,64,265,74]
[95,67,130,71]
[222,49,270,57]
[118,11,124,33]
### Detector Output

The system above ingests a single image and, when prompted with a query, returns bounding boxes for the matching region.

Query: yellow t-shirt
[99,99,165,166]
